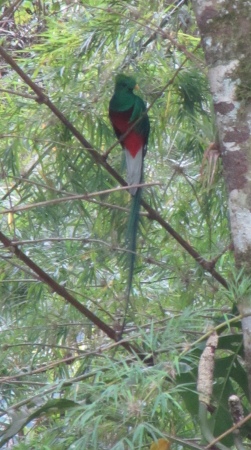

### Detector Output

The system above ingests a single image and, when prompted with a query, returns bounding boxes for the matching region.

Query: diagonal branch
[0,183,159,214]
[0,46,228,290]
[140,197,228,288]
[0,88,38,100]
[0,230,144,358]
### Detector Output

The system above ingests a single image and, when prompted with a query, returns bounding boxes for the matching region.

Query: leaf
[0,399,78,447]
[150,438,171,450]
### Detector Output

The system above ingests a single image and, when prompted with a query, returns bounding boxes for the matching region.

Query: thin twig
[205,411,251,449]
[0,46,228,293]
[0,182,159,215]
[0,228,144,358]
[0,88,39,100]
[9,175,149,214]
[179,314,242,357]
[1,144,54,201]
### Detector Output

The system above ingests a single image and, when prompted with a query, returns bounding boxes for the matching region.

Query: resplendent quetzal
[109,73,150,195]
[109,74,150,336]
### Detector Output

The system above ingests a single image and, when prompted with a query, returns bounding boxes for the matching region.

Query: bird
[109,73,150,195]
[109,74,150,337]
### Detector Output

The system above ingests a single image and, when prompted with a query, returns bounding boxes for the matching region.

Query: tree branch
[0,47,228,288]
[0,183,159,214]
[0,229,144,358]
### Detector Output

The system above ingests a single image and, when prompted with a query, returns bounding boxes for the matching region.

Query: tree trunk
[192,0,251,399]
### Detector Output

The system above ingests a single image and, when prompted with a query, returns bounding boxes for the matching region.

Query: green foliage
[0,0,245,449]
[225,267,251,304]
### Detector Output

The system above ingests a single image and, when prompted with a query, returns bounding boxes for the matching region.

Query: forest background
[0,0,250,449]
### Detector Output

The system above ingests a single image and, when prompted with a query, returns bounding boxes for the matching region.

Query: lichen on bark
[192,0,251,401]
[192,0,251,264]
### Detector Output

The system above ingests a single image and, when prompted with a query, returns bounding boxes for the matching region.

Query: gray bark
[192,0,251,399]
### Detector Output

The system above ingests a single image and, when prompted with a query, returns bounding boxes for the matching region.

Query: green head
[114,74,137,92]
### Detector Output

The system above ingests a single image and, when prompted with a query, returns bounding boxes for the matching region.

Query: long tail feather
[120,186,142,337]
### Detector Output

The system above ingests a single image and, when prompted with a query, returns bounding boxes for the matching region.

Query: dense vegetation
[0,1,247,449]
